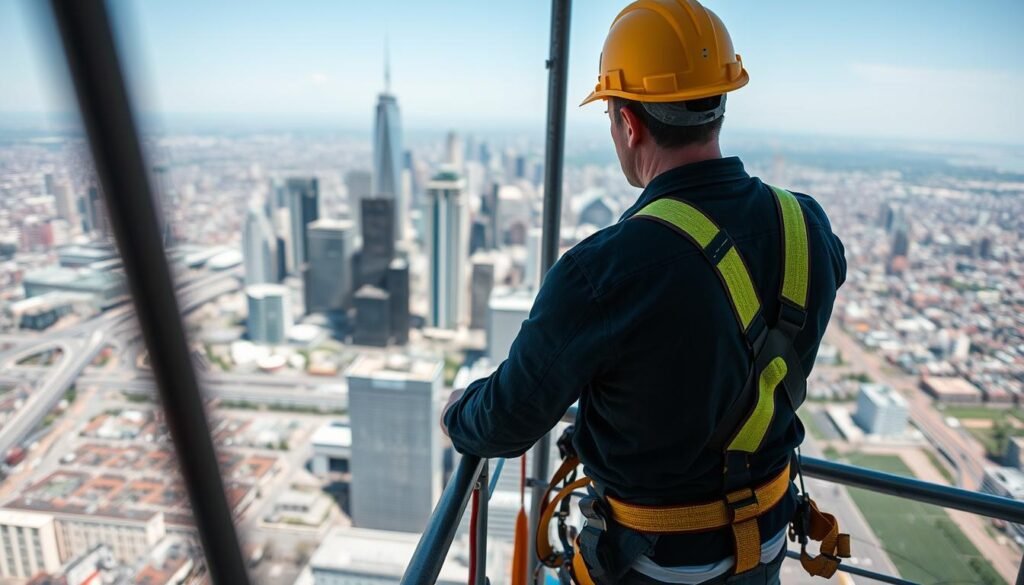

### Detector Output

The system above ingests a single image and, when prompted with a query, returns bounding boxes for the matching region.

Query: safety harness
[536,186,850,584]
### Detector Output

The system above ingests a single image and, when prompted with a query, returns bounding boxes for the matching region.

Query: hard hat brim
[578,71,749,108]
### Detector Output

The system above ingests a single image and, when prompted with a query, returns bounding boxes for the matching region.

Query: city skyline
[0,2,1022,584]
[2,1,1023,145]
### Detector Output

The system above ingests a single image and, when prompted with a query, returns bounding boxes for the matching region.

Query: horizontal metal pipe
[404,410,1024,585]
[400,454,485,585]
[801,455,1024,524]
[784,551,916,585]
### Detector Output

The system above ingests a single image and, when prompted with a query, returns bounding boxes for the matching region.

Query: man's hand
[440,388,466,438]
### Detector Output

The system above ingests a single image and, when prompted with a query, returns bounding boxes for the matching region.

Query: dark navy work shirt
[445,157,847,565]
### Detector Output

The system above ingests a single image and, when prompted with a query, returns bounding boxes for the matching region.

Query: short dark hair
[611,95,724,149]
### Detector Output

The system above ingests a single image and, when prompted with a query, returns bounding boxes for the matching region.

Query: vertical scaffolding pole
[48,2,251,583]
[529,0,572,582]
[473,463,490,585]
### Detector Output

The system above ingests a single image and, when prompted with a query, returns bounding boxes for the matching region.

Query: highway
[0,268,242,459]
[78,374,348,412]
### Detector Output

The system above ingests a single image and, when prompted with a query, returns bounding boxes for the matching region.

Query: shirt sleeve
[444,253,605,458]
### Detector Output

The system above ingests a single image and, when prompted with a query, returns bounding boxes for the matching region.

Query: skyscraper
[246,284,291,344]
[386,258,410,344]
[426,169,468,329]
[53,179,78,229]
[242,204,277,287]
[346,355,443,533]
[287,177,320,272]
[373,49,404,241]
[445,130,463,170]
[305,219,356,313]
[358,198,395,288]
[344,170,372,235]
[84,184,107,236]
[353,285,391,347]
[470,257,495,330]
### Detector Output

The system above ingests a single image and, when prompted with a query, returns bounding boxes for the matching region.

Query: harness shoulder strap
[769,185,810,337]
[633,198,765,347]
[724,185,813,453]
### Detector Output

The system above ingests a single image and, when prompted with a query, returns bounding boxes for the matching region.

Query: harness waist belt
[605,463,790,534]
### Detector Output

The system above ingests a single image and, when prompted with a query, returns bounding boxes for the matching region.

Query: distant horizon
[4,0,1022,148]
[3,110,1024,154]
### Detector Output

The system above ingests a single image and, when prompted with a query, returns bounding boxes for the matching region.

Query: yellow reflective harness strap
[716,248,760,330]
[634,198,718,247]
[603,463,790,534]
[727,357,788,453]
[770,186,810,309]
[634,198,761,332]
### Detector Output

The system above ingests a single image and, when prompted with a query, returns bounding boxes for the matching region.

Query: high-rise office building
[53,179,78,228]
[469,219,488,255]
[488,288,536,363]
[242,204,277,287]
[445,130,463,170]
[470,258,495,330]
[246,284,291,344]
[854,384,909,437]
[426,169,468,329]
[345,170,372,234]
[359,198,396,288]
[387,258,410,344]
[373,51,404,241]
[286,177,320,272]
[274,236,287,283]
[346,355,444,533]
[270,178,288,210]
[305,219,356,313]
[484,183,500,250]
[353,285,391,347]
[84,184,108,236]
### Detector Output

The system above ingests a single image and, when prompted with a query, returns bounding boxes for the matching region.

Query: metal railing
[401,448,1024,585]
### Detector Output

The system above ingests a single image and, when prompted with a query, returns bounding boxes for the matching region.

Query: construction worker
[442,1,847,583]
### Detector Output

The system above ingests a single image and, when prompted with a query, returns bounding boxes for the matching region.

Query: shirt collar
[619,156,750,221]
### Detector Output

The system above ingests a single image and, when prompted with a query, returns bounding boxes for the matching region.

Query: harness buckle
[725,488,759,523]
[790,493,811,546]
[579,496,607,532]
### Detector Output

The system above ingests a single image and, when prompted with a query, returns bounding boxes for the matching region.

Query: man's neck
[640,141,723,187]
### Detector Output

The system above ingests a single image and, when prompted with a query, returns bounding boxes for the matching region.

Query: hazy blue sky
[2,0,1023,144]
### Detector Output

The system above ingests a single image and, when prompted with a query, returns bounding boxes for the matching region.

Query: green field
[942,406,1024,424]
[844,453,1005,585]
[941,406,1024,458]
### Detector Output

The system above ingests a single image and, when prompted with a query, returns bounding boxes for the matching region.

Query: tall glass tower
[242,204,276,286]
[373,48,405,241]
[425,169,467,329]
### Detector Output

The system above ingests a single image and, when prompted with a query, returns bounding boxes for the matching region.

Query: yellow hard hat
[581,0,748,106]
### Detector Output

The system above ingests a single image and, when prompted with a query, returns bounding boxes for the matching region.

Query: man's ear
[618,104,644,148]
